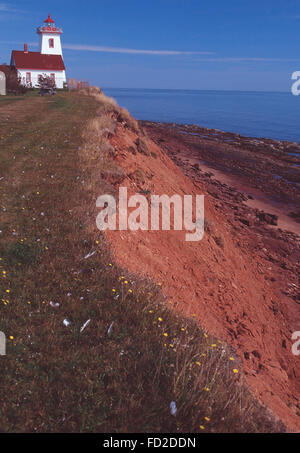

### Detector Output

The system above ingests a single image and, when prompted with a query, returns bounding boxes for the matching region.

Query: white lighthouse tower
[37,14,63,56]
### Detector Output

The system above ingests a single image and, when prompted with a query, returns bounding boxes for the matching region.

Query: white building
[10,14,66,89]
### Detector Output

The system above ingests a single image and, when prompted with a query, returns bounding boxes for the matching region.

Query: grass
[0,96,26,107]
[0,91,39,107]
[0,90,285,433]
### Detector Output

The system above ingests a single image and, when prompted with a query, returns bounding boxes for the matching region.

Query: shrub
[37,74,56,93]
[0,65,28,94]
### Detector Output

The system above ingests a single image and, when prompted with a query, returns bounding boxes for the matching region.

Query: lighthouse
[10,14,67,89]
[38,14,63,56]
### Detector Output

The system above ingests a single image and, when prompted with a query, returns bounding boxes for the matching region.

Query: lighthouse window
[49,39,54,48]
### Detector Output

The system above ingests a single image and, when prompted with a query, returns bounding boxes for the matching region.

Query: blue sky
[0,0,300,91]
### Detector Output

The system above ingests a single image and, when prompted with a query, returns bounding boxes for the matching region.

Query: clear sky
[1,0,300,91]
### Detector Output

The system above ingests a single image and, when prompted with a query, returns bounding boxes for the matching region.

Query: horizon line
[101,86,290,94]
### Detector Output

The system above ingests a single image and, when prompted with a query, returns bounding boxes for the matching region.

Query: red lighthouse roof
[44,14,55,24]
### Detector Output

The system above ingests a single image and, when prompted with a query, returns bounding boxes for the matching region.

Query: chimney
[24,43,28,53]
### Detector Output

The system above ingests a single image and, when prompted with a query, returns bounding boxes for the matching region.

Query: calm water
[103,88,300,144]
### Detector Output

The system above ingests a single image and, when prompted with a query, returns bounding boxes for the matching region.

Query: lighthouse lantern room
[10,14,66,89]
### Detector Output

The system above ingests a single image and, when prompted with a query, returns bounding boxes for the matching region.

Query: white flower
[170,401,177,416]
[107,322,114,336]
[80,319,91,333]
[50,301,60,307]
[83,250,96,260]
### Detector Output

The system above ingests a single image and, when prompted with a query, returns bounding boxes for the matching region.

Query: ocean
[103,88,300,144]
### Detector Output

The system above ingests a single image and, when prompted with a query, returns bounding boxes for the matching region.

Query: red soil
[105,121,300,431]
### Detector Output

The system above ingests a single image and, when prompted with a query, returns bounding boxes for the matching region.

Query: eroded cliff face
[100,116,300,431]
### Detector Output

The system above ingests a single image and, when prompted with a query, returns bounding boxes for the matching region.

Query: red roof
[44,14,55,23]
[11,51,65,71]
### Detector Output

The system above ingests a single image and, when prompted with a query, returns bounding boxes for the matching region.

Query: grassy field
[0,91,285,433]
[0,91,40,107]
[0,96,27,107]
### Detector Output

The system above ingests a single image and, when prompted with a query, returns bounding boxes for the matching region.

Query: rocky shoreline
[140,120,300,320]
[140,121,300,221]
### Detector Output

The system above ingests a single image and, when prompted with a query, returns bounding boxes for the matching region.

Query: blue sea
[103,88,300,144]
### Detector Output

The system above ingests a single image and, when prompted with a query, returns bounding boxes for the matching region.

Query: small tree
[0,65,27,94]
[37,74,56,94]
